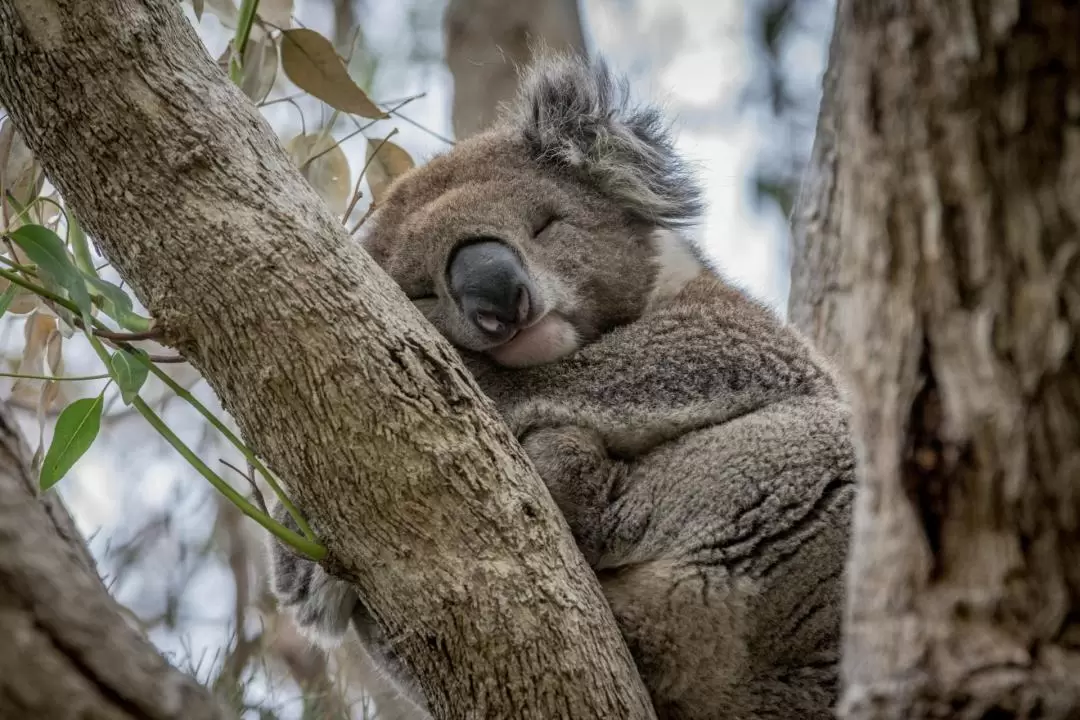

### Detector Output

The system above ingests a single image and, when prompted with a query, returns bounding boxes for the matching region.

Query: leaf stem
[231,0,262,83]
[0,265,69,307]
[0,371,111,382]
[1,234,317,546]
[134,353,316,541]
[134,395,325,560]
[84,334,324,560]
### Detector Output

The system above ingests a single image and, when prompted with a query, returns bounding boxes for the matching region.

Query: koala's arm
[267,504,431,717]
[520,426,626,567]
[267,501,359,645]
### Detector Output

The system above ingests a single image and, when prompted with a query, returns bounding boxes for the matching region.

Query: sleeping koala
[270,55,855,719]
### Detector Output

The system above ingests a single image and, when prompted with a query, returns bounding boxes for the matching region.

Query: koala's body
[270,56,855,719]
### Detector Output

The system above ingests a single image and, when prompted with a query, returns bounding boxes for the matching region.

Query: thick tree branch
[0,1,654,718]
[792,1,1080,717]
[0,401,227,719]
[788,1,844,360]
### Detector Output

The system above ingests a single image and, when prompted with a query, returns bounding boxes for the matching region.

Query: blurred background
[0,0,834,717]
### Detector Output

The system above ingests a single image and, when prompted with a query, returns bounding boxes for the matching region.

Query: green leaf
[9,224,93,321]
[40,394,103,491]
[82,274,150,331]
[0,284,18,317]
[109,348,149,405]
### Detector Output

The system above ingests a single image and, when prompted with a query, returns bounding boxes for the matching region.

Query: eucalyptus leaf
[280,29,387,119]
[286,133,352,216]
[40,394,103,491]
[9,224,93,320]
[83,274,149,331]
[364,137,415,204]
[109,348,149,405]
[0,284,18,317]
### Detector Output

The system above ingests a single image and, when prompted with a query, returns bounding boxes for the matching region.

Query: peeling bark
[444,0,586,139]
[0,1,654,718]
[0,401,227,719]
[791,1,1080,718]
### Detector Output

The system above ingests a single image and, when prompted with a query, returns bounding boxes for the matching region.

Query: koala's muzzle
[448,240,535,342]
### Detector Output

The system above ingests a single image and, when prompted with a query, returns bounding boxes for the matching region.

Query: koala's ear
[512,55,704,228]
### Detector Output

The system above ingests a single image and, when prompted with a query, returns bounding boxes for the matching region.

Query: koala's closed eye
[531,215,559,239]
[408,294,438,317]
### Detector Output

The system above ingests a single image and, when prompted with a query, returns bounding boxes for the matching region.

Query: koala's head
[360,55,706,368]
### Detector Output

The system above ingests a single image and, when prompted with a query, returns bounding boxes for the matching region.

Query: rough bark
[0,2,655,719]
[444,0,586,139]
[791,1,1080,718]
[0,401,228,719]
[788,2,844,361]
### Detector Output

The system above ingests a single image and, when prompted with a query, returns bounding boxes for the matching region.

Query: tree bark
[791,1,1080,718]
[444,0,586,139]
[788,2,845,361]
[0,2,655,719]
[0,401,228,719]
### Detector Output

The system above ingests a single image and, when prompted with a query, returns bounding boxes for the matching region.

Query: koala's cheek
[489,315,579,367]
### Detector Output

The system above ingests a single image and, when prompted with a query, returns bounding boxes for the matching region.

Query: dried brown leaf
[45,327,63,378]
[0,119,44,228]
[8,290,40,315]
[364,137,415,204]
[218,26,279,103]
[286,134,352,216]
[257,0,293,28]
[191,0,205,20]
[0,275,42,315]
[12,312,55,403]
[32,328,64,470]
[280,29,387,119]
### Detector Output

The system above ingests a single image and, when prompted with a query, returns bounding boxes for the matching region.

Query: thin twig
[91,326,163,342]
[342,128,399,225]
[386,107,454,146]
[349,201,378,236]
[0,370,110,382]
[302,96,418,169]
[221,457,268,516]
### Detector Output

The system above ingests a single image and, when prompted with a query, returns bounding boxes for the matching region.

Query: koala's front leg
[267,503,431,717]
[266,500,360,645]
[521,426,624,566]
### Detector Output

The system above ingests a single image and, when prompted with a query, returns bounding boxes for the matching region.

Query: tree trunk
[0,2,655,719]
[791,1,1080,718]
[0,401,228,719]
[444,0,586,139]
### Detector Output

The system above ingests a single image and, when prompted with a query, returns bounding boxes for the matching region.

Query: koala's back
[599,395,853,719]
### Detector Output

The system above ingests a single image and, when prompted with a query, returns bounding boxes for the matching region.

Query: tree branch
[0,399,227,718]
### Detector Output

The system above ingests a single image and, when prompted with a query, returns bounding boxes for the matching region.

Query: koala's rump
[596,396,854,717]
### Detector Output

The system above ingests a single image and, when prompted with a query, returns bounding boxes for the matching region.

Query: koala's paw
[521,425,616,563]
[267,502,357,647]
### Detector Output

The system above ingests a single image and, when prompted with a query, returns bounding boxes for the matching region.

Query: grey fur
[268,55,854,719]
[512,56,705,229]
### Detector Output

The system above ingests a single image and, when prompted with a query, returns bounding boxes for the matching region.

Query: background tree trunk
[791,1,1080,717]
[0,1,655,718]
[0,401,227,719]
[444,0,586,139]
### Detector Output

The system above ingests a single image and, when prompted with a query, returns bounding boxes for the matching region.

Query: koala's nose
[448,240,533,341]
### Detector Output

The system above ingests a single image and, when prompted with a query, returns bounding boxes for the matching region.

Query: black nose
[448,240,532,340]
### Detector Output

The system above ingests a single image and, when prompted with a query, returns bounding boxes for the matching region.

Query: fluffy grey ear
[513,55,704,228]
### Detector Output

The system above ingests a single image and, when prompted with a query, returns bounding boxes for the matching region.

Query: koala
[269,55,855,720]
